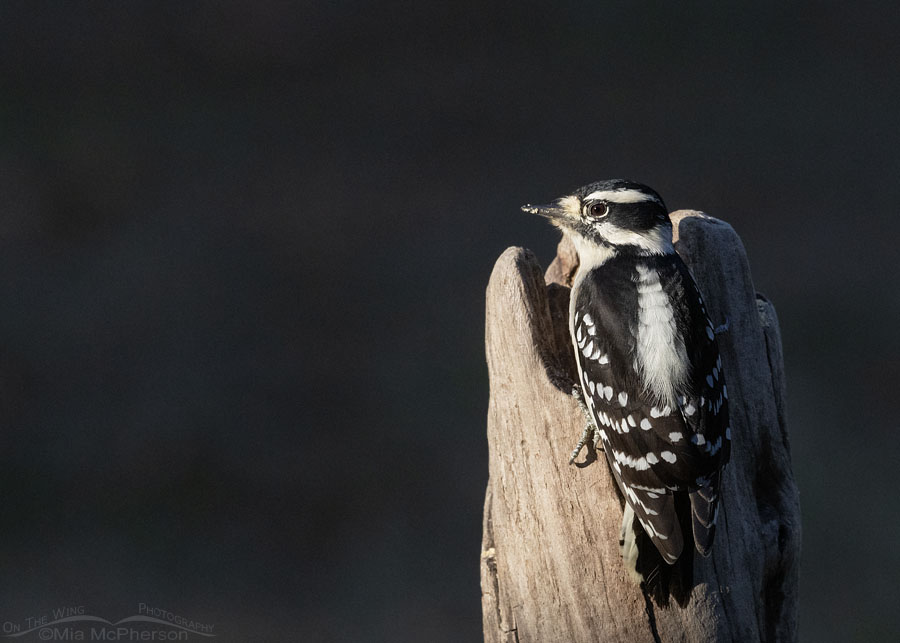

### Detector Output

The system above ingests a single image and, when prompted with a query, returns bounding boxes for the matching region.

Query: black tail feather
[635,492,695,608]
[690,471,721,556]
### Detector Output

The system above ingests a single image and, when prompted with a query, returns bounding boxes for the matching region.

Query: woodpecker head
[522,179,674,256]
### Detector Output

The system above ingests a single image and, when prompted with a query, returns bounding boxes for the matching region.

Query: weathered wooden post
[481,211,800,642]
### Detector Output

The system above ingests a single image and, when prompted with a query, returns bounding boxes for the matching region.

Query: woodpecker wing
[667,260,731,554]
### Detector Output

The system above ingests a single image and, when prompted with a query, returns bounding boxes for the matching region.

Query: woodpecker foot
[568,423,603,464]
[571,384,592,421]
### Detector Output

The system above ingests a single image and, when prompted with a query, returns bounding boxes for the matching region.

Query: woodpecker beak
[521,202,567,221]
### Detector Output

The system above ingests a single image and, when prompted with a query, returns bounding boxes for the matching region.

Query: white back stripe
[635,265,689,405]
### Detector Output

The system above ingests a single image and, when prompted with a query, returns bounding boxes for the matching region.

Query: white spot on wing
[640,418,652,430]
[618,392,628,406]
[631,484,666,493]
[668,432,682,442]
[613,449,649,471]
[660,451,677,463]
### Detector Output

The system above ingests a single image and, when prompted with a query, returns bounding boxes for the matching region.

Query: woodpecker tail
[623,495,695,607]
[689,470,722,556]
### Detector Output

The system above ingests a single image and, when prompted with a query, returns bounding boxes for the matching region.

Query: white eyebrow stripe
[584,189,660,204]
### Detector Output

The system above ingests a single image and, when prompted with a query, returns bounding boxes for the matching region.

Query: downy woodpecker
[523,179,730,584]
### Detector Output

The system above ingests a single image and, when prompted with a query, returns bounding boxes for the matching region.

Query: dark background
[1,2,897,641]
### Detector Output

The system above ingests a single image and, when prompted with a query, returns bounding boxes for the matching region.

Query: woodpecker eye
[588,202,609,217]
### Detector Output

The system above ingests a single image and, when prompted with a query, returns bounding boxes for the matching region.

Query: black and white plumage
[523,179,730,585]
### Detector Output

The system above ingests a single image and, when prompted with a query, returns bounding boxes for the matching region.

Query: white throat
[568,232,617,274]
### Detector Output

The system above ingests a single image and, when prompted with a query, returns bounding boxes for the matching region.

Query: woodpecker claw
[569,423,603,464]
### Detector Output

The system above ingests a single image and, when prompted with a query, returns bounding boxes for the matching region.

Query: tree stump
[481,211,800,642]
